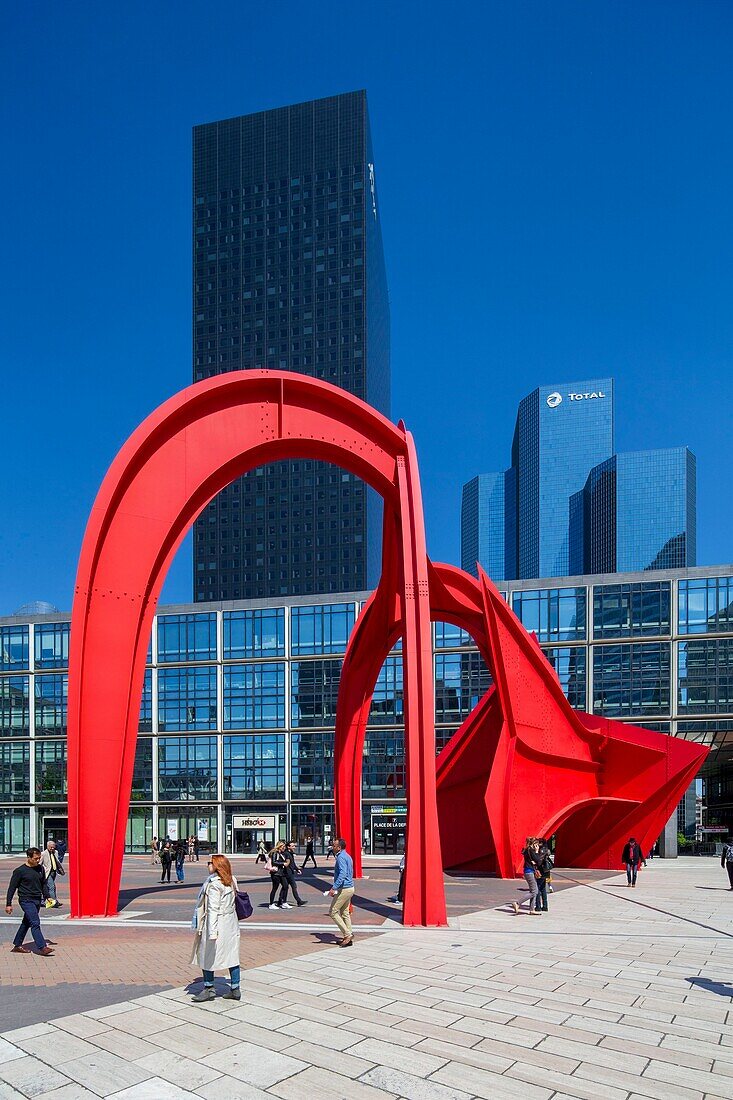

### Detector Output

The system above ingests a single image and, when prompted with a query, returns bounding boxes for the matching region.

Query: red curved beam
[68,371,445,923]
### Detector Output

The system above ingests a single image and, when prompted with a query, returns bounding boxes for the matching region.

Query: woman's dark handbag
[234,890,253,920]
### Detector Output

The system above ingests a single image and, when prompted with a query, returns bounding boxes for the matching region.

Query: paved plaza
[1,857,732,1098]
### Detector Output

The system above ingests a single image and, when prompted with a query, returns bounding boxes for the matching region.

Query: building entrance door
[370,811,406,854]
[232,827,274,855]
[43,816,68,847]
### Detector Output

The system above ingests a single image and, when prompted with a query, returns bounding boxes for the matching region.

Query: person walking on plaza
[267,841,291,910]
[190,854,241,1002]
[622,836,646,887]
[150,836,160,865]
[255,838,268,864]
[160,841,173,884]
[721,839,733,890]
[40,840,64,908]
[301,835,317,869]
[188,835,195,862]
[194,836,200,862]
[535,838,552,912]
[5,847,56,956]
[328,837,355,947]
[513,838,542,915]
[175,840,186,883]
[388,853,405,903]
[284,842,307,906]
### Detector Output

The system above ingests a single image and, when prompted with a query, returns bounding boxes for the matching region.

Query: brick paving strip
[2,856,732,1098]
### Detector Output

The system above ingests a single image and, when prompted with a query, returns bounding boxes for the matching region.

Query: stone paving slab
[2,857,733,1098]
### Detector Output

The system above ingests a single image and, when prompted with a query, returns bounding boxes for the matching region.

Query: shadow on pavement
[687,976,733,997]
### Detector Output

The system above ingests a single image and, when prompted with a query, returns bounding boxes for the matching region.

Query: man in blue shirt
[328,838,354,947]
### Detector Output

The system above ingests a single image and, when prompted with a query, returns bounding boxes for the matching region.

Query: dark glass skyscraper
[192,92,390,601]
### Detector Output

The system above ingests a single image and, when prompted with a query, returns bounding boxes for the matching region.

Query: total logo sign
[546,390,607,408]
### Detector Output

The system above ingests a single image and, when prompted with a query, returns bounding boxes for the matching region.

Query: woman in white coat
[190,853,241,1002]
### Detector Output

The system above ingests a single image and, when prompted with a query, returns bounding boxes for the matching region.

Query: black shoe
[297,900,308,907]
[192,988,215,1003]
[223,987,241,1000]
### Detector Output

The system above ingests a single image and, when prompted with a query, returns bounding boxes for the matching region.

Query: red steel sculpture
[68,371,707,923]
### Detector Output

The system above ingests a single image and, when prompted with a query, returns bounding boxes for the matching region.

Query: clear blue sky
[2,1,731,613]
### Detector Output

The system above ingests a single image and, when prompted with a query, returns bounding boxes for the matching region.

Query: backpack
[540,850,554,875]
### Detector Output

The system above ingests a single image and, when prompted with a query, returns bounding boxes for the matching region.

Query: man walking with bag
[5,847,56,956]
[40,840,64,908]
[327,837,354,947]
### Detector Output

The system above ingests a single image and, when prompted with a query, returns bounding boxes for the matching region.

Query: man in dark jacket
[721,840,733,890]
[284,843,307,907]
[621,837,645,887]
[5,847,55,956]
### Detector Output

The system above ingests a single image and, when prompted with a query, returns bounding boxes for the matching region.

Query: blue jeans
[203,966,240,988]
[536,876,548,911]
[626,862,639,885]
[14,900,47,950]
[176,863,184,881]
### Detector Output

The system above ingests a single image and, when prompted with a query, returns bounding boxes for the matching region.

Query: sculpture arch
[69,369,707,925]
[68,371,446,924]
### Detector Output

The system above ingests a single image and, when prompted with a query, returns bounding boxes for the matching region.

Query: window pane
[512,589,585,643]
[363,731,405,797]
[157,614,217,663]
[131,738,153,801]
[542,646,587,710]
[292,731,336,797]
[370,657,403,724]
[223,663,286,729]
[592,643,670,717]
[158,667,217,731]
[36,740,67,801]
[291,660,341,727]
[0,741,30,800]
[139,669,153,732]
[0,676,30,737]
[158,736,217,800]
[35,675,67,736]
[678,577,733,635]
[678,639,733,713]
[0,626,29,671]
[434,653,491,723]
[223,608,285,658]
[593,582,671,639]
[291,604,355,655]
[223,735,285,799]
[34,623,70,669]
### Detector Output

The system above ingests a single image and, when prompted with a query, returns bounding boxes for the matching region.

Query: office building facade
[2,564,731,857]
[462,380,697,581]
[193,91,390,602]
[512,379,615,578]
[583,448,697,574]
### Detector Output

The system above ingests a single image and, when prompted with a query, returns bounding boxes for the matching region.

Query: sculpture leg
[397,432,447,926]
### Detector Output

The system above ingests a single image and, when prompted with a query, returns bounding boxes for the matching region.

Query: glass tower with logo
[192,91,390,602]
[512,380,614,578]
[462,379,697,582]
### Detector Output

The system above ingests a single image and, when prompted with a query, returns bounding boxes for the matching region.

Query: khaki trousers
[329,886,354,938]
